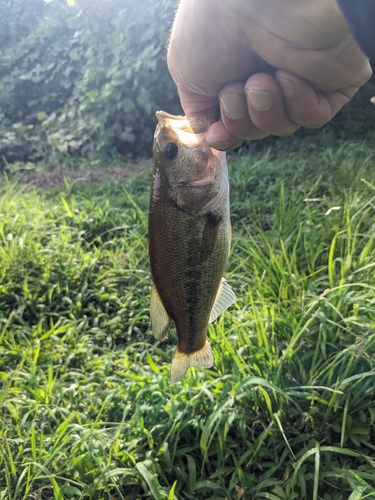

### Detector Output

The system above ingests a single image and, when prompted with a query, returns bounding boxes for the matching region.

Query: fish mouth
[155,111,208,134]
[155,111,215,149]
[179,179,210,187]
[154,121,203,149]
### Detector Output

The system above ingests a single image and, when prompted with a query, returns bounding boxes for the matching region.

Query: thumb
[177,88,220,122]
[176,87,244,150]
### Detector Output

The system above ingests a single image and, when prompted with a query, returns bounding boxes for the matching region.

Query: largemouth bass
[148,111,235,383]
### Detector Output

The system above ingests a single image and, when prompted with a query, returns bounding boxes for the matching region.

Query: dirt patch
[22,163,150,190]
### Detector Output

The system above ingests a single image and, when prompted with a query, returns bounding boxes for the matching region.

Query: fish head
[153,111,228,215]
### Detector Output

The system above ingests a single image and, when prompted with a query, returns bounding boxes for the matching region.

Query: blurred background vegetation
[0,0,374,170]
[0,0,181,166]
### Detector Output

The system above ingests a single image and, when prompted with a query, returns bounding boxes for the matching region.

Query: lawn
[1,128,375,499]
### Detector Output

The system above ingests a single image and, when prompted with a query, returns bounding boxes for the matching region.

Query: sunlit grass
[1,136,375,499]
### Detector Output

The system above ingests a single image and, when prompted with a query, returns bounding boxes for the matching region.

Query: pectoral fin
[209,278,236,323]
[150,283,172,340]
[170,341,213,383]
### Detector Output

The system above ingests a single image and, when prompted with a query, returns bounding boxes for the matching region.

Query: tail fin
[170,341,213,384]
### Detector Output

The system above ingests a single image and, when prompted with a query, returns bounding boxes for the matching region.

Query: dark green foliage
[0,0,181,164]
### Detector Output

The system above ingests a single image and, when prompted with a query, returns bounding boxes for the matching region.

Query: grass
[1,130,375,499]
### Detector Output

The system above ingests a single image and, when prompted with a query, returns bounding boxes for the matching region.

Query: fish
[148,111,235,383]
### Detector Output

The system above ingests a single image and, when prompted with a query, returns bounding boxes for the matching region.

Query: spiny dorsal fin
[209,278,236,323]
[170,341,213,383]
[150,283,172,340]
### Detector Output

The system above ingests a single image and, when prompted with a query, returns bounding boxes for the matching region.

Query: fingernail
[187,115,209,133]
[211,138,244,151]
[220,94,245,119]
[246,89,272,111]
[277,77,295,100]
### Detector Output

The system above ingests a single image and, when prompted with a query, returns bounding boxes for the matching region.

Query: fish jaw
[155,111,208,135]
[178,149,229,216]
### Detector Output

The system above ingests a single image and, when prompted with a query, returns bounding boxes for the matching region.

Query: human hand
[167,0,372,150]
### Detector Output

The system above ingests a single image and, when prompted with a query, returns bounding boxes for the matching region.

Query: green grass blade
[136,462,162,500]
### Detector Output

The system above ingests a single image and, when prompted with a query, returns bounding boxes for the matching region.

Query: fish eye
[164,142,178,160]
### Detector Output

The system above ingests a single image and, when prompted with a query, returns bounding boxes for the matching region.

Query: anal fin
[170,341,213,383]
[150,283,172,340]
[209,278,235,323]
